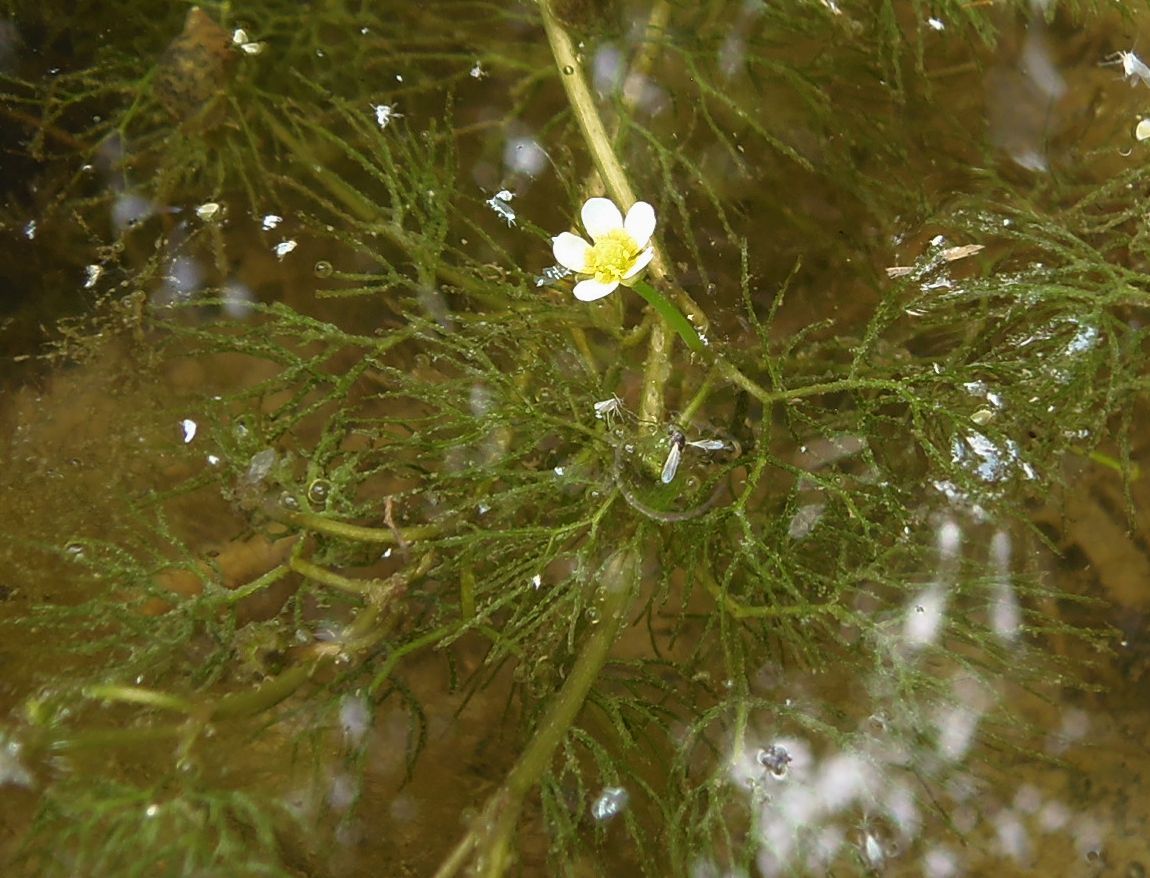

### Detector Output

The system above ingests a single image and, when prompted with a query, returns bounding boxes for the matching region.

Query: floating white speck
[232,28,249,44]
[531,574,542,589]
[927,17,944,30]
[274,240,297,259]
[591,787,629,821]
[239,41,265,56]
[206,454,220,466]
[83,264,102,289]
[180,418,197,443]
[904,584,947,647]
[261,214,283,230]
[470,60,486,79]
[1137,119,1150,141]
[195,202,221,221]
[23,220,36,239]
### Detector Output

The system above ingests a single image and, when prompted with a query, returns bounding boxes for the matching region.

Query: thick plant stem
[433,549,639,878]
[537,0,700,423]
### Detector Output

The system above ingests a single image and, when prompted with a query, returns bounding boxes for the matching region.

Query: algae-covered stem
[433,549,639,878]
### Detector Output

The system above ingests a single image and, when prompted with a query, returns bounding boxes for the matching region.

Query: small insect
[660,429,730,484]
[535,264,573,287]
[661,428,686,484]
[485,189,517,227]
[593,395,626,427]
[1105,50,1150,86]
[372,102,402,129]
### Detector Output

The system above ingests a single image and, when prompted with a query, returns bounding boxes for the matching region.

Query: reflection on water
[1,1,1149,876]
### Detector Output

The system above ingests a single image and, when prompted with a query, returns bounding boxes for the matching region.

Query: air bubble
[313,260,334,278]
[562,64,575,75]
[307,479,331,507]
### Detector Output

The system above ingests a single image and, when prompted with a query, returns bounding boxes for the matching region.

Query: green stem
[630,279,705,354]
[433,549,639,878]
[279,509,439,544]
[537,0,691,425]
[83,685,194,715]
[717,362,921,408]
[289,554,378,595]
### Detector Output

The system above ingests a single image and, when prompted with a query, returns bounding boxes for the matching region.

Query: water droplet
[313,260,333,278]
[586,606,601,624]
[591,786,629,821]
[756,744,792,779]
[307,479,331,507]
[279,492,300,510]
[562,64,575,75]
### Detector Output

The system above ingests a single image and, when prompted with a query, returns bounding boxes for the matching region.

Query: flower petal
[573,277,618,301]
[623,201,656,249]
[622,246,655,280]
[581,197,623,241]
[552,232,591,272]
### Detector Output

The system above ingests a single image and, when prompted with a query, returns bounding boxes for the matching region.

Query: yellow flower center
[584,229,640,284]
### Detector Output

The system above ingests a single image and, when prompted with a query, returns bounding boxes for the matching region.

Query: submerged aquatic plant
[0,0,1148,876]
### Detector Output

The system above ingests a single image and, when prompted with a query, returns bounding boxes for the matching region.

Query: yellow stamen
[584,229,639,284]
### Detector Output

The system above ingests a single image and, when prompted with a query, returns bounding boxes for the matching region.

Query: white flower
[551,197,656,301]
